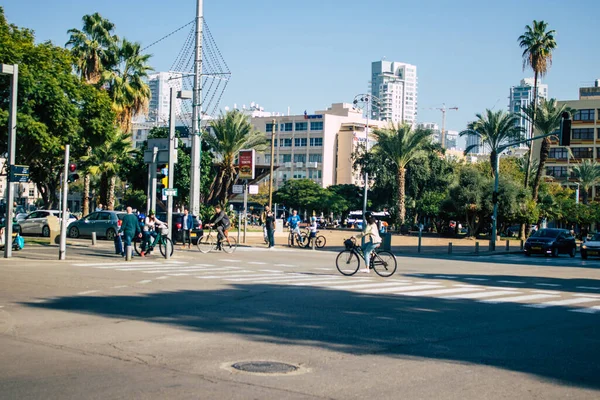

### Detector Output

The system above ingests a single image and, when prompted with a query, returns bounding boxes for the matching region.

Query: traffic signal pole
[151,146,158,213]
[59,145,69,260]
[166,88,177,259]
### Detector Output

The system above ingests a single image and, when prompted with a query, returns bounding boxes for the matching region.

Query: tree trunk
[82,173,90,216]
[524,72,539,189]
[531,136,550,202]
[107,175,116,210]
[397,167,406,225]
[582,187,589,205]
[100,173,109,207]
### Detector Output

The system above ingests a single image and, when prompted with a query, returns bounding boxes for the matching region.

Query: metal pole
[491,153,499,251]
[441,106,446,148]
[151,146,158,212]
[189,0,204,216]
[166,88,177,259]
[59,145,69,260]
[243,181,248,244]
[3,64,17,258]
[268,118,276,208]
[575,183,580,204]
[146,163,152,215]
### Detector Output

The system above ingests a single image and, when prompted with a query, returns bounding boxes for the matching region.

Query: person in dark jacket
[120,206,142,257]
[181,208,194,249]
[205,204,230,244]
[264,205,275,249]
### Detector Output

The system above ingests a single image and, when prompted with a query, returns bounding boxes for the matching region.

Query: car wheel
[569,246,576,258]
[106,228,116,241]
[69,226,80,238]
[551,247,559,258]
[42,225,50,237]
[581,250,588,260]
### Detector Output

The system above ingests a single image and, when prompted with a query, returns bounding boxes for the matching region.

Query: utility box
[275,219,284,233]
[380,232,392,252]
[46,215,60,245]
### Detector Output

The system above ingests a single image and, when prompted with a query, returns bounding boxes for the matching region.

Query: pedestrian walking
[264,205,275,249]
[181,208,193,249]
[120,206,142,258]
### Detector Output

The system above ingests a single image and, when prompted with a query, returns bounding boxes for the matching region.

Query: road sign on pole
[163,188,178,196]
[232,185,244,194]
[9,165,29,183]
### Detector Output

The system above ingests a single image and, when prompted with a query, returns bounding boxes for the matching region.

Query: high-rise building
[371,60,418,125]
[466,130,485,154]
[509,78,548,148]
[147,71,183,124]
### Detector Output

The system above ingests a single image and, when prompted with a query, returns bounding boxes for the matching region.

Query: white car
[18,210,78,237]
[581,233,600,260]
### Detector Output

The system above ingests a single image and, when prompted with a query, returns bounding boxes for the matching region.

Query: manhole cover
[231,361,298,374]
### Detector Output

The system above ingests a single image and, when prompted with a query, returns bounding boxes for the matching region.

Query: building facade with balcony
[370,60,418,126]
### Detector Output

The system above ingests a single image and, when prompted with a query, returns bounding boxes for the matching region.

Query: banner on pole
[238,149,255,180]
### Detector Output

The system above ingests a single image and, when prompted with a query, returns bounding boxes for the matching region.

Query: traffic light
[157,165,168,192]
[559,111,571,147]
[67,163,79,183]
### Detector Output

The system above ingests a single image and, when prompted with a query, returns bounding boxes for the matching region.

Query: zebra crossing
[71,259,600,315]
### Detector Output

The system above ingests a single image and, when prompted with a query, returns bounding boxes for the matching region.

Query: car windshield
[532,229,561,238]
[591,233,600,241]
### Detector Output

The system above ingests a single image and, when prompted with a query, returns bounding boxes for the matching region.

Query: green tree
[518,20,557,188]
[571,160,600,204]
[327,184,363,212]
[204,110,266,205]
[273,179,326,214]
[370,123,434,225]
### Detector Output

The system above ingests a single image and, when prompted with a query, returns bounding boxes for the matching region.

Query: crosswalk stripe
[196,273,283,280]
[434,275,457,278]
[526,298,600,309]
[570,305,600,314]
[442,290,520,299]
[77,290,100,295]
[116,266,232,272]
[226,274,309,282]
[403,287,485,297]
[248,262,267,265]
[536,283,561,287]
[498,280,524,284]
[245,276,341,285]
[576,286,600,290]
[328,282,414,290]
[94,262,165,269]
[166,273,190,276]
[290,278,349,286]
[220,259,240,262]
[259,269,283,273]
[361,284,441,294]
[479,286,519,291]
[481,294,559,304]
[139,267,239,274]
[275,264,296,267]
[76,261,184,267]
[465,278,488,281]
[575,294,600,298]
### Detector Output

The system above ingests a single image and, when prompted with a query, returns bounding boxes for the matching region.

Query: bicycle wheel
[159,237,174,257]
[299,232,309,248]
[371,251,397,277]
[336,250,360,276]
[197,235,215,253]
[133,239,142,256]
[288,233,294,247]
[315,235,326,249]
[221,236,237,253]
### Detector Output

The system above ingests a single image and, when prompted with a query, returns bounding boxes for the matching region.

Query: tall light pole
[268,118,276,208]
[2,64,18,258]
[189,0,203,216]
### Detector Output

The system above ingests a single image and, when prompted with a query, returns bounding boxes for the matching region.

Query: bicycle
[303,228,326,249]
[197,227,237,253]
[336,238,397,277]
[287,227,307,247]
[134,226,174,257]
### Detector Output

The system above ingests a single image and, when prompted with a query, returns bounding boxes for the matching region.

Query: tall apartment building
[466,131,485,155]
[147,71,183,124]
[544,80,600,201]
[250,103,386,189]
[509,78,548,154]
[371,60,418,126]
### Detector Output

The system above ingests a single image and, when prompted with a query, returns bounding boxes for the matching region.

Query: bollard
[506,240,510,251]
[91,232,97,246]
[126,245,132,261]
[418,234,422,253]
[475,242,479,254]
[165,240,170,260]
[448,242,453,254]
[520,240,524,250]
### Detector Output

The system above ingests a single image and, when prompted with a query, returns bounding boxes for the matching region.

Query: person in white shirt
[352,212,382,273]
[308,216,318,246]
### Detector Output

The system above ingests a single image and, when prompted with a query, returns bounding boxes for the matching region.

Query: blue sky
[4,0,600,143]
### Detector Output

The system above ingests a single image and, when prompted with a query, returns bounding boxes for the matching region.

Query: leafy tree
[327,184,363,212]
[273,179,326,214]
[571,160,600,204]
[518,20,557,188]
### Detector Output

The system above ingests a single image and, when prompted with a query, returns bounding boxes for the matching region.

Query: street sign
[10,165,29,183]
[232,185,244,194]
[248,185,259,195]
[162,188,178,196]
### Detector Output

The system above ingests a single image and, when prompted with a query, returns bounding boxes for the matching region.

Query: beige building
[250,103,387,189]
[545,80,600,201]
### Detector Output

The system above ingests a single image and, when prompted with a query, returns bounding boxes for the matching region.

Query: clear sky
[3,0,600,144]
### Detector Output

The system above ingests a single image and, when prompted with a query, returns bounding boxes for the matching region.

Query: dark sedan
[156,213,203,244]
[524,228,576,257]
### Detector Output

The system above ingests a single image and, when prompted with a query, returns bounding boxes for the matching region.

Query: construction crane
[431,103,458,148]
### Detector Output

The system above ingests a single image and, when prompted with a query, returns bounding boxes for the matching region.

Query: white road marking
[329,282,414,290]
[465,278,488,281]
[498,280,524,284]
[434,275,457,279]
[155,276,169,280]
[482,286,520,291]
[194,264,217,267]
[137,280,152,284]
[454,284,483,288]
[533,290,560,294]
[314,268,333,271]
[116,266,222,272]
[404,287,485,297]
[244,276,341,284]
[196,273,283,280]
[220,259,240,263]
[575,294,600,298]
[571,305,600,314]
[77,290,100,295]
[275,264,296,267]
[248,261,267,265]
[111,285,128,289]
[526,298,600,309]
[536,283,561,287]
[259,269,283,273]
[290,278,348,286]
[576,286,600,290]
[142,268,230,274]
[94,262,165,269]
[166,273,189,276]
[77,261,185,267]
[442,290,520,299]
[361,285,442,294]
[226,274,308,282]
[481,294,560,304]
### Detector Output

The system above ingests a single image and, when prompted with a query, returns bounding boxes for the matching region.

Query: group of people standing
[261,208,320,249]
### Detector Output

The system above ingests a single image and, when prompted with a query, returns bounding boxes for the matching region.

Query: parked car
[156,212,203,244]
[581,233,600,260]
[67,211,125,240]
[524,228,576,257]
[18,210,77,237]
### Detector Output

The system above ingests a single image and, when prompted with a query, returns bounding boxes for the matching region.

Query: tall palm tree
[522,98,571,202]
[103,39,153,133]
[66,13,117,85]
[571,160,600,204]
[518,20,557,189]
[204,110,267,205]
[371,123,434,225]
[460,109,524,175]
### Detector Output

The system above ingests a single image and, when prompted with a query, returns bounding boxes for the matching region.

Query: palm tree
[518,20,557,189]
[371,123,434,225]
[103,39,153,133]
[204,110,267,205]
[522,98,571,202]
[571,160,600,204]
[66,13,117,85]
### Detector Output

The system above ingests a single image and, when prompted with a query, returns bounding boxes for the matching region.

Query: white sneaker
[359,269,370,273]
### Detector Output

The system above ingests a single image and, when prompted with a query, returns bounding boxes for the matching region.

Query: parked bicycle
[197,227,237,253]
[303,227,326,249]
[288,228,307,248]
[134,225,174,257]
[336,238,397,277]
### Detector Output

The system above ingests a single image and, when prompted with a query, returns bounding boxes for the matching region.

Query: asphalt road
[1,243,599,399]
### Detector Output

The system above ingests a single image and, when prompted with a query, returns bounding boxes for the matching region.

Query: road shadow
[23,283,600,389]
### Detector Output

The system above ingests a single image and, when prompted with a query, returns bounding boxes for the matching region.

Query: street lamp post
[2,64,18,258]
[268,118,276,208]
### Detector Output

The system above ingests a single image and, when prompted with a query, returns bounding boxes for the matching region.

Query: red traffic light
[69,163,77,173]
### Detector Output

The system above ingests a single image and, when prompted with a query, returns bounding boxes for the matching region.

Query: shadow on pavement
[23,283,600,389]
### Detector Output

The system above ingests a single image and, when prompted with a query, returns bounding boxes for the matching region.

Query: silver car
[68,211,125,240]
[18,210,78,237]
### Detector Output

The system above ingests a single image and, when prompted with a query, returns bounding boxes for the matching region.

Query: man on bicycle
[141,211,166,257]
[352,212,381,273]
[205,204,230,248]
[285,209,303,246]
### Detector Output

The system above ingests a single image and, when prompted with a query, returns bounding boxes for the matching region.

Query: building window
[572,128,594,140]
[281,138,292,147]
[264,155,271,164]
[280,154,291,163]
[548,148,568,159]
[310,121,323,131]
[310,138,323,147]
[281,122,293,132]
[294,138,307,147]
[29,189,35,197]
[293,171,307,179]
[295,122,307,131]
[309,170,322,179]
[546,166,568,178]
[268,138,278,147]
[266,123,278,132]
[573,109,595,121]
[293,154,306,163]
[308,154,322,163]
[572,147,594,159]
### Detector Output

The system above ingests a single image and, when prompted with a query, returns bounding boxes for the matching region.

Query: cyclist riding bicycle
[351,212,381,273]
[205,204,231,248]
[286,209,304,245]
[141,210,166,257]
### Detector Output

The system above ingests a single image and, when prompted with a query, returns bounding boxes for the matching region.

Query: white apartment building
[250,103,387,189]
[371,60,418,126]
[509,78,548,154]
[147,71,183,124]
